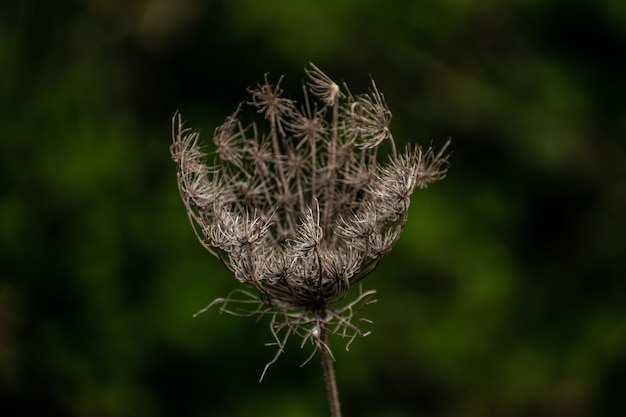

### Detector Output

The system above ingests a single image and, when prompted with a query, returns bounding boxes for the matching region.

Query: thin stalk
[323,99,340,227]
[320,326,342,417]
[269,117,296,232]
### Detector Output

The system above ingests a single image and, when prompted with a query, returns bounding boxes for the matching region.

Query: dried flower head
[171,63,450,381]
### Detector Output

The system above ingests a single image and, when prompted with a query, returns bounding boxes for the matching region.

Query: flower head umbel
[171,63,449,383]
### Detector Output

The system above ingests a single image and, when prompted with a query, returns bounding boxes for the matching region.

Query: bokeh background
[2,0,625,416]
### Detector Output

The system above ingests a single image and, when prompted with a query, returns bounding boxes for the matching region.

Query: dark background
[1,0,625,416]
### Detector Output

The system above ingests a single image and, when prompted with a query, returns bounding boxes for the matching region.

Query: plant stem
[320,326,342,417]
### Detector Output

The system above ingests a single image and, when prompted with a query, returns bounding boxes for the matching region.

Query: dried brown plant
[170,63,449,417]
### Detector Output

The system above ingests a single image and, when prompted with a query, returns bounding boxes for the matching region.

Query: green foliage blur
[2,0,625,416]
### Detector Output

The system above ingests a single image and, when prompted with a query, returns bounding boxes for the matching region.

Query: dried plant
[170,63,449,417]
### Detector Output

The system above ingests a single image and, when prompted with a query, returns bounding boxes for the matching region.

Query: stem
[320,326,342,417]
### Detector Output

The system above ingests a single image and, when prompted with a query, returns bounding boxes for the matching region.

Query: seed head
[171,63,450,377]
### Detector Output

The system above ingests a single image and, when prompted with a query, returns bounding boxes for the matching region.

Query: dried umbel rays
[170,63,449,379]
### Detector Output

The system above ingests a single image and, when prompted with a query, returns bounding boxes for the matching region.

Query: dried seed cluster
[171,63,449,374]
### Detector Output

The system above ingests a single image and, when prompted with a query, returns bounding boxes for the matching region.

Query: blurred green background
[2,0,625,416]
